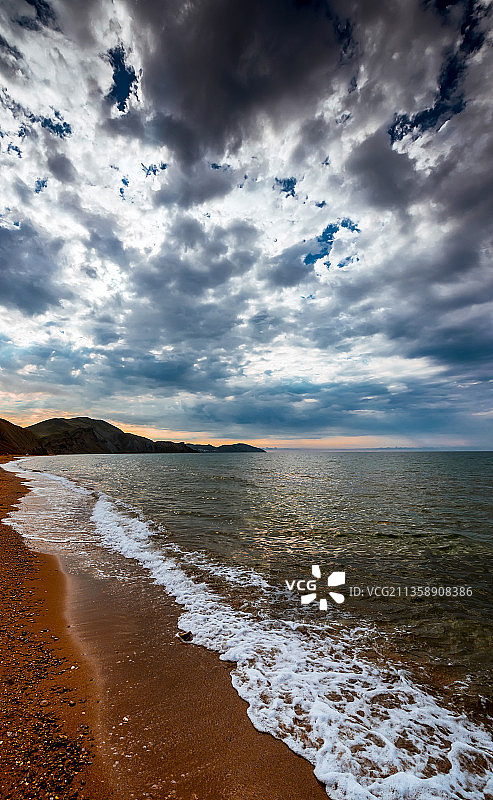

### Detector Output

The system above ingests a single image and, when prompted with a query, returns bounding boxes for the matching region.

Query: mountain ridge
[0,416,265,455]
[0,418,47,456]
[186,442,265,453]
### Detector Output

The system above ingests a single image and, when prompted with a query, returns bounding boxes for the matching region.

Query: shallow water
[4,451,493,799]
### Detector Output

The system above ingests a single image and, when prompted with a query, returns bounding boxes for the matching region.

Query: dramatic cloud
[0,0,492,446]
[0,221,67,313]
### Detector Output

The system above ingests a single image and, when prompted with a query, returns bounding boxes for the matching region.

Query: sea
[3,451,493,799]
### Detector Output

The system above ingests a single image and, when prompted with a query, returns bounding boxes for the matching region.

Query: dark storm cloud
[131,258,246,327]
[153,161,237,208]
[68,0,488,175]
[382,263,493,379]
[181,376,471,436]
[110,0,355,161]
[107,0,481,164]
[1,0,491,444]
[116,219,262,387]
[244,311,289,345]
[47,152,76,183]
[291,114,331,163]
[426,131,493,230]
[0,32,22,60]
[296,219,493,387]
[0,222,67,314]
[389,0,488,143]
[15,0,57,31]
[106,350,197,389]
[346,128,420,210]
[266,242,313,288]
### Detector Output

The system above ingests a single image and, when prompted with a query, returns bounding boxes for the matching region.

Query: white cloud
[0,0,491,444]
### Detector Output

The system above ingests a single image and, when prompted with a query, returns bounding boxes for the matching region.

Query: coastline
[0,457,105,800]
[0,458,328,800]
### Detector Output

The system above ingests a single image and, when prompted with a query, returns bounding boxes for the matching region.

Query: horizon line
[1,412,491,451]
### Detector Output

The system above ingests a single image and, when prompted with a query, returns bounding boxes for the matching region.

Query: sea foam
[3,462,493,799]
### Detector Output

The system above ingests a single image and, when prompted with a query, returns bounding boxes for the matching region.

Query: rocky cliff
[0,418,47,456]
[0,416,264,456]
[27,417,192,455]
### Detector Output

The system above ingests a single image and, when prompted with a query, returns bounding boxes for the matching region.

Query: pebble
[0,469,95,800]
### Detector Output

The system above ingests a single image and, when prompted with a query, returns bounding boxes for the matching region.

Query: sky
[0,0,492,448]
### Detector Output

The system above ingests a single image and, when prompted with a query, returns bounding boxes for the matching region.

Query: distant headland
[0,416,265,456]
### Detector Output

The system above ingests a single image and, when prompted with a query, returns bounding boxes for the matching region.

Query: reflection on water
[21,450,493,716]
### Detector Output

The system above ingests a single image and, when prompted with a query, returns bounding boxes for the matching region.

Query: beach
[2,451,492,800]
[0,459,328,800]
[2,0,492,795]
[0,459,102,799]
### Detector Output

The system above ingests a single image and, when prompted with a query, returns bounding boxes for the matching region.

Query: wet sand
[1,459,329,800]
[0,459,105,800]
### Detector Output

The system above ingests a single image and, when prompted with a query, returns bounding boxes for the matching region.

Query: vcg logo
[285,565,345,609]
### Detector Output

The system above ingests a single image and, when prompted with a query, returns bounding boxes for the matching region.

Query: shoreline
[0,458,329,800]
[0,458,105,800]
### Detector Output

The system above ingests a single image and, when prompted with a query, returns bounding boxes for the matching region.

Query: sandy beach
[0,459,328,800]
[0,459,103,800]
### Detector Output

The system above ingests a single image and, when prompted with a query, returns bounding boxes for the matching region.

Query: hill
[0,416,264,456]
[0,418,47,456]
[154,441,194,453]
[27,417,194,455]
[186,442,265,453]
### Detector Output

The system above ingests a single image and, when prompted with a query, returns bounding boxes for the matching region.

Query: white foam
[163,537,269,590]
[3,462,493,799]
[2,459,91,495]
[91,495,493,800]
[1,462,96,554]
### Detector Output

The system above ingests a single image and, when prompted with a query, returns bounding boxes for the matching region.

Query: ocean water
[3,451,493,799]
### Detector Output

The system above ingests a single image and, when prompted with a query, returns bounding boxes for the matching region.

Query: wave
[92,494,493,799]
[3,458,92,495]
[3,461,493,799]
